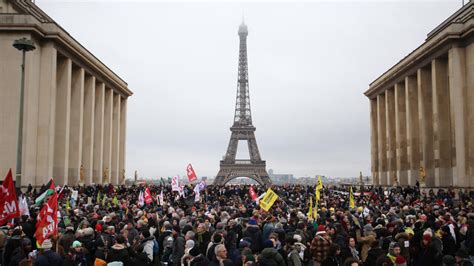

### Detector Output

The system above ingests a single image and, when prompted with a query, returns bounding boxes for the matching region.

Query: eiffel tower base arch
[214,162,272,186]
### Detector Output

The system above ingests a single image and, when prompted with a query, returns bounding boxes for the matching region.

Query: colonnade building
[0,0,133,186]
[365,1,474,188]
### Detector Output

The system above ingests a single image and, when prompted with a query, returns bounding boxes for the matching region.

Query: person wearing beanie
[310,223,332,265]
[243,218,263,254]
[355,223,376,263]
[170,224,185,266]
[257,239,286,266]
[441,225,456,256]
[189,246,210,266]
[442,255,456,266]
[386,242,402,263]
[414,233,439,266]
[36,239,62,266]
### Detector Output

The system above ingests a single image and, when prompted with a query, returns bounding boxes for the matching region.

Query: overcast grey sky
[37,0,461,180]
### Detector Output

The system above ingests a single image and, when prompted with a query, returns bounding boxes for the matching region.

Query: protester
[0,179,473,266]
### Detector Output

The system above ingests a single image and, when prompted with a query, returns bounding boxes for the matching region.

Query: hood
[246,226,260,234]
[111,243,126,250]
[261,247,278,258]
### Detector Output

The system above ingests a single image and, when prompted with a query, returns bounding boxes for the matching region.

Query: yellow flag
[112,196,118,206]
[102,194,106,206]
[307,196,313,220]
[349,187,355,209]
[316,188,320,201]
[313,197,318,219]
[259,188,279,212]
[316,175,323,190]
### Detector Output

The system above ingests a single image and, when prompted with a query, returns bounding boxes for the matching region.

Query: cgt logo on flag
[186,164,197,183]
[0,169,20,226]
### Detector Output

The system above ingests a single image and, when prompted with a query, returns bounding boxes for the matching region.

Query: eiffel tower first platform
[214,22,272,186]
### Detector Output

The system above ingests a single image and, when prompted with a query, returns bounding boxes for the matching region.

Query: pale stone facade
[0,0,132,186]
[365,1,474,187]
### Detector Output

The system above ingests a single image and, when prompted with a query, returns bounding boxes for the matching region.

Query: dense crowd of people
[1,182,474,266]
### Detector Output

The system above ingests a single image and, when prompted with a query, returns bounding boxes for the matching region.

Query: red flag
[249,186,258,201]
[144,187,153,205]
[0,169,20,225]
[186,164,198,183]
[35,192,58,246]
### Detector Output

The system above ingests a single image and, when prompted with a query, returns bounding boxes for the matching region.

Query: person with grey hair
[209,244,232,266]
[185,231,196,242]
[36,239,62,266]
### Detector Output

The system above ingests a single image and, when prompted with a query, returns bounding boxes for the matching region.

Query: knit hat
[317,225,326,232]
[245,254,255,262]
[41,239,53,249]
[422,234,432,243]
[189,246,200,257]
[263,240,274,248]
[95,223,103,232]
[442,255,456,266]
[239,239,251,249]
[72,241,82,248]
[363,224,373,232]
[394,256,407,266]
[248,219,257,226]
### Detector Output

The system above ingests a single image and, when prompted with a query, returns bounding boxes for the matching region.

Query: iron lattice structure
[214,22,272,186]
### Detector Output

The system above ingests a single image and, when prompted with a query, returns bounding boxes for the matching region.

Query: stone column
[93,82,105,184]
[68,66,84,185]
[386,88,396,185]
[418,67,435,187]
[377,93,387,185]
[405,75,420,185]
[82,75,95,185]
[111,93,121,185]
[449,47,468,187]
[395,82,408,185]
[119,98,127,185]
[432,58,453,187]
[53,57,72,185]
[370,98,379,185]
[103,88,113,184]
[466,43,474,187]
[35,42,57,184]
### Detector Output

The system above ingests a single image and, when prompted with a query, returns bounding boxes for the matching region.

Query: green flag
[112,196,118,206]
[96,191,101,203]
[102,194,106,206]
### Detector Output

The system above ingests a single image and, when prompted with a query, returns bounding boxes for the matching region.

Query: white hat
[41,239,53,249]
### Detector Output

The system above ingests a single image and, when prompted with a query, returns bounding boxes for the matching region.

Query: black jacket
[107,244,132,265]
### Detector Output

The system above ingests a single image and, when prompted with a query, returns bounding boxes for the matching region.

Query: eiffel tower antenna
[214,22,271,186]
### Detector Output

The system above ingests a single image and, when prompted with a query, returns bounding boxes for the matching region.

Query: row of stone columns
[52,54,127,186]
[371,45,474,187]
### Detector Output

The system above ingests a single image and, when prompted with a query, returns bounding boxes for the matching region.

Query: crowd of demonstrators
[1,182,474,266]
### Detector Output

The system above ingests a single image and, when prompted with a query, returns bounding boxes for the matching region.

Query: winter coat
[170,235,185,266]
[364,247,385,266]
[321,255,341,266]
[141,237,155,263]
[263,223,276,241]
[107,243,132,265]
[442,234,456,256]
[257,247,286,266]
[414,242,439,266]
[190,254,210,266]
[310,232,332,263]
[243,225,263,254]
[35,250,63,266]
[355,230,376,262]
[287,247,302,266]
[394,232,410,263]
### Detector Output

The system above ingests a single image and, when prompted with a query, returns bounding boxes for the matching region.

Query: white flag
[178,183,185,198]
[19,195,30,217]
[171,176,180,192]
[194,185,200,202]
[138,190,144,207]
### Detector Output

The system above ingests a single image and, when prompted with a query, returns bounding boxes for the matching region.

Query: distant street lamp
[13,37,36,188]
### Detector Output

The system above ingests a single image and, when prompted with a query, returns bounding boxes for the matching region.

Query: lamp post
[13,37,36,188]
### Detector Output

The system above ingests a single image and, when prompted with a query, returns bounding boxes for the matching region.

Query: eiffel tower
[214,22,272,186]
